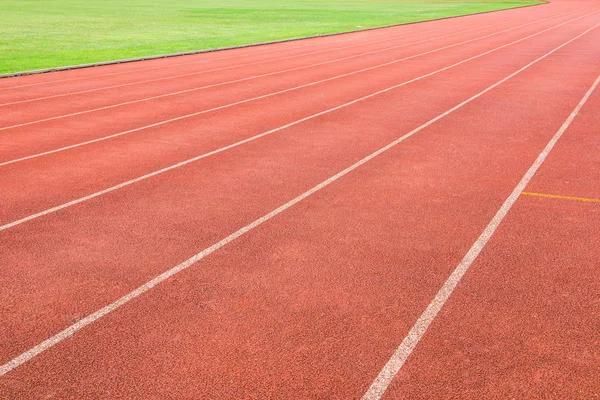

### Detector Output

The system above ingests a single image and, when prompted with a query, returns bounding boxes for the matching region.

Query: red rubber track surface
[1,1,599,398]
[387,76,600,399]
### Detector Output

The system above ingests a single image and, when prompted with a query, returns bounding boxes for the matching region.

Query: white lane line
[360,78,600,400]
[1,10,594,169]
[0,8,564,109]
[1,22,598,378]
[0,3,553,93]
[0,18,520,131]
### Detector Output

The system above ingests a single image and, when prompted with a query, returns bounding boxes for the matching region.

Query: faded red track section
[1,1,599,398]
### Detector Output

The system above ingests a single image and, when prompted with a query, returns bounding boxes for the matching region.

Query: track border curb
[0,1,546,79]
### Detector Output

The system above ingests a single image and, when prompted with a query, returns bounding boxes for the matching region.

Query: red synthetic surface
[1,1,599,398]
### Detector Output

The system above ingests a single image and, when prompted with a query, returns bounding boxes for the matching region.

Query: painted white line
[1,21,598,378]
[360,77,600,400]
[0,3,552,92]
[0,18,520,131]
[1,9,594,169]
[0,7,583,108]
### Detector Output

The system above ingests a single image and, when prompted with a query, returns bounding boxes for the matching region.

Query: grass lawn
[0,0,542,75]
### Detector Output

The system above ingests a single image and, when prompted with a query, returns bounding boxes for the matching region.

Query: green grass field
[0,0,542,75]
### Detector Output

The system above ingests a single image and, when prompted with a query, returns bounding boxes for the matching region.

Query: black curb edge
[0,2,546,79]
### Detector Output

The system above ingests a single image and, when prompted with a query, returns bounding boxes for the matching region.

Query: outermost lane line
[0,16,597,233]
[0,3,553,92]
[0,9,571,109]
[1,9,595,169]
[360,78,600,400]
[521,192,600,203]
[0,19,501,93]
[2,23,598,378]
[0,27,462,108]
[0,17,526,131]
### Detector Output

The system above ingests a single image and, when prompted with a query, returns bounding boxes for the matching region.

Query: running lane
[1,1,599,398]
[384,76,600,399]
[0,8,596,225]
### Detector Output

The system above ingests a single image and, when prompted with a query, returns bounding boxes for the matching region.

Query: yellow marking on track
[521,192,600,203]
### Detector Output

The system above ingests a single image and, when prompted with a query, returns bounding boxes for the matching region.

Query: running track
[1,0,599,398]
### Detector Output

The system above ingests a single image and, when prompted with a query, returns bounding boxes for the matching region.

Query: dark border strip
[0,1,545,79]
